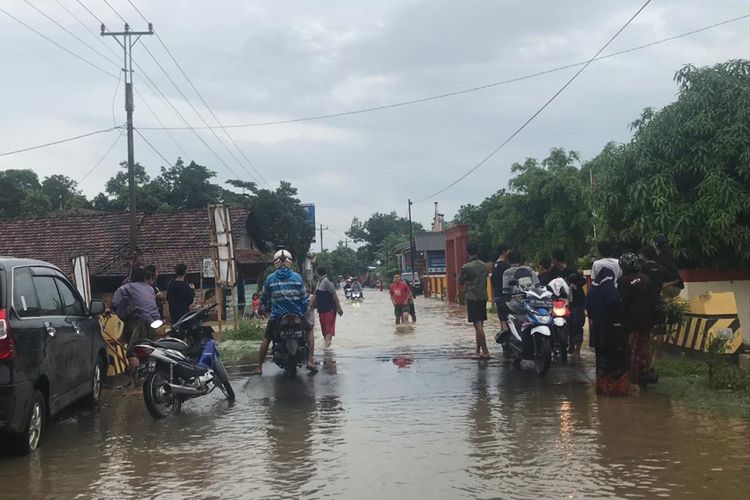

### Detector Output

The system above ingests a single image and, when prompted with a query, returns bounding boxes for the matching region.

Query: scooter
[497,285,553,376]
[550,298,570,364]
[134,303,235,419]
[271,314,309,378]
[350,289,363,301]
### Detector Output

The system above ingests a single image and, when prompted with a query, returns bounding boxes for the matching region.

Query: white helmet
[273,249,293,268]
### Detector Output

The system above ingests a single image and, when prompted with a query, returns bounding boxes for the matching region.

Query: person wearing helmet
[255,249,316,374]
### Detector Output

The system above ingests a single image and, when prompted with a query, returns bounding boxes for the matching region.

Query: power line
[78,128,125,183]
[133,87,192,163]
[413,0,654,203]
[152,28,270,186]
[125,0,268,185]
[76,0,105,26]
[139,42,259,183]
[134,127,176,167]
[0,6,119,79]
[101,0,127,24]
[22,0,120,67]
[58,0,120,60]
[136,14,749,132]
[0,126,122,158]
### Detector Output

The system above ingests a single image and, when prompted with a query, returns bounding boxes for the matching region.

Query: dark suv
[0,258,106,455]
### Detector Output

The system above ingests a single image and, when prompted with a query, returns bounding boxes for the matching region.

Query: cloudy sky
[1,0,747,247]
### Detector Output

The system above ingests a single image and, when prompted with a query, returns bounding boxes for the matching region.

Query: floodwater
[1,290,749,499]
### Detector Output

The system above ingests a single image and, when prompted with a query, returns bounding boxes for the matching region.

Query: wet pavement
[2,290,749,499]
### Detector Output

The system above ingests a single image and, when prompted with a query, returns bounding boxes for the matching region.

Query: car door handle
[44,321,56,337]
[71,321,81,335]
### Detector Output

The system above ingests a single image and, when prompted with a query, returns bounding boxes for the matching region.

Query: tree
[156,159,222,210]
[453,148,590,263]
[591,60,750,266]
[316,242,363,278]
[42,174,89,212]
[0,169,51,219]
[347,211,423,265]
[244,181,315,265]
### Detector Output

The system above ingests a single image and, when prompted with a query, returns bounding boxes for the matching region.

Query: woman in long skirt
[586,267,629,396]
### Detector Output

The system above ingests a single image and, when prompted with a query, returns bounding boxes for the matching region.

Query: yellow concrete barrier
[670,291,743,354]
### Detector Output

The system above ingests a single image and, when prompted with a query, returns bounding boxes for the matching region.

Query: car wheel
[85,357,105,406]
[11,390,45,455]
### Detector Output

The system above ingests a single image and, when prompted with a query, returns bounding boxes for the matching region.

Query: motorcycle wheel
[213,359,235,402]
[534,335,552,377]
[285,358,297,378]
[143,372,182,419]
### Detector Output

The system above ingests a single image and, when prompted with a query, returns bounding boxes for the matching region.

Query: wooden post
[231,284,239,329]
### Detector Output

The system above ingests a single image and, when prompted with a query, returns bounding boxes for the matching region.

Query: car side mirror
[89,299,105,316]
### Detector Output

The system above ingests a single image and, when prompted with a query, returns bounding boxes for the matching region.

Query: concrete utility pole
[102,23,153,260]
[408,199,416,277]
[319,224,328,253]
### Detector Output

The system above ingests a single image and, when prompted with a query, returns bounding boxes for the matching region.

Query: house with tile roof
[0,208,273,299]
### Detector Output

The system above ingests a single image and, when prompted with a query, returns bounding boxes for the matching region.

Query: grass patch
[653,354,750,419]
[217,339,259,365]
[224,319,266,341]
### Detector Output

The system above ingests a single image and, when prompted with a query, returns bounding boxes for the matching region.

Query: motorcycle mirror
[150,319,164,329]
[508,279,518,286]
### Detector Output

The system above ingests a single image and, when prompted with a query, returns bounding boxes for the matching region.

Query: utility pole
[319,224,328,253]
[102,22,153,260]
[408,199,416,278]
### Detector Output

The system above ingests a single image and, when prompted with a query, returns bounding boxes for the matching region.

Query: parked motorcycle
[497,284,553,376]
[134,303,235,419]
[271,314,309,378]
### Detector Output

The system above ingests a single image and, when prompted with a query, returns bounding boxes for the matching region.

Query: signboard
[71,255,92,304]
[202,258,215,278]
[302,203,316,242]
[208,205,236,286]
[428,254,446,274]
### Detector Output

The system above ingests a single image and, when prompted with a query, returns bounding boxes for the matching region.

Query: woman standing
[618,253,656,390]
[586,267,629,396]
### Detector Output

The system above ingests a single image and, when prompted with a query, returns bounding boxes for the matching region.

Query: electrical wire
[111,70,122,127]
[78,128,125,183]
[58,0,120,60]
[126,0,268,185]
[413,0,654,203]
[0,126,122,158]
[133,87,192,163]
[0,6,119,79]
[139,42,259,184]
[136,14,749,131]
[76,0,105,26]
[134,127,177,167]
[22,0,120,67]
[101,0,127,24]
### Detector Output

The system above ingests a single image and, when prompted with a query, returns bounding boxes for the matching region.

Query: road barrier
[670,292,743,354]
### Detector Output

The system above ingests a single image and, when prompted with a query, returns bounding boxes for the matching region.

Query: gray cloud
[1,0,747,245]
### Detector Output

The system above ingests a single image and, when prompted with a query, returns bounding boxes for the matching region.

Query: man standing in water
[389,274,412,324]
[458,241,490,359]
[307,266,344,348]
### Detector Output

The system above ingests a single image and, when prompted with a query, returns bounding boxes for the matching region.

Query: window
[33,276,63,316]
[55,278,84,316]
[13,268,40,318]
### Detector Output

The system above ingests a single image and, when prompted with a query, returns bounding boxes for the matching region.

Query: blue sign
[428,254,446,274]
[301,203,316,242]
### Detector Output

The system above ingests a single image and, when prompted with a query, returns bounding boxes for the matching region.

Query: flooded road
[2,290,749,499]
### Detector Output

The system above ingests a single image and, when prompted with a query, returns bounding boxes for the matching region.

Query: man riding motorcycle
[254,249,316,374]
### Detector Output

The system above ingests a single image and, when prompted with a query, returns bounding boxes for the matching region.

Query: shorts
[265,315,313,340]
[467,300,487,323]
[493,298,510,321]
[319,310,337,336]
[394,304,409,318]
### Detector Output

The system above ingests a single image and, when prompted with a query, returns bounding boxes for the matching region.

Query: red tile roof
[0,208,272,277]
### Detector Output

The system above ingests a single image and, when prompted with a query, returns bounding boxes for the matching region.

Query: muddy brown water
[1,291,749,499]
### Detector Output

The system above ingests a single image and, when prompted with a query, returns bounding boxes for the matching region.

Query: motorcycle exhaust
[168,383,203,396]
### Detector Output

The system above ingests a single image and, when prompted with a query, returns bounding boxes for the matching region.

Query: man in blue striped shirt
[255,250,315,374]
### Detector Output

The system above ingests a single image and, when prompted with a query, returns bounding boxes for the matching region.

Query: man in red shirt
[389,273,413,324]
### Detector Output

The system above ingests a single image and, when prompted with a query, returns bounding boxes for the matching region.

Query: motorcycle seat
[150,337,190,353]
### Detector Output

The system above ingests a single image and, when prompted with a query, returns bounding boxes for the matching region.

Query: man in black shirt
[538,256,554,286]
[491,243,512,331]
[167,263,195,324]
[550,249,577,285]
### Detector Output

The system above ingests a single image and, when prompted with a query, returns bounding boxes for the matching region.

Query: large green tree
[316,242,363,278]
[243,181,315,265]
[347,211,422,265]
[591,60,750,266]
